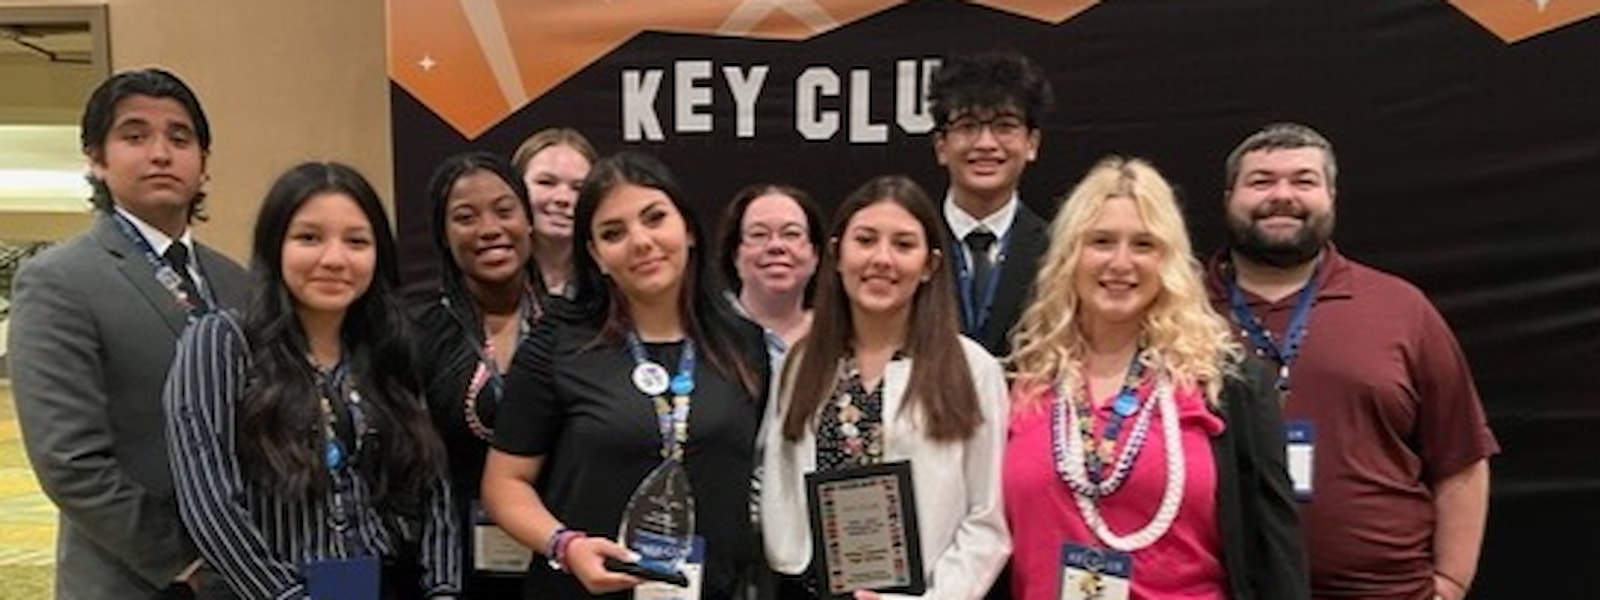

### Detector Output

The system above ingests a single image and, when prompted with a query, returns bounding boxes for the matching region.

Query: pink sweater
[1003,381,1227,600]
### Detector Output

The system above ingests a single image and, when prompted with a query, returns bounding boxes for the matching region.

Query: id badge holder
[472,500,533,574]
[1285,420,1314,501]
[634,535,705,600]
[304,555,381,600]
[1057,543,1131,600]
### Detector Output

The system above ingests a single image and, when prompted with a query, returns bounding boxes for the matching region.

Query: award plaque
[804,461,925,598]
[607,459,695,587]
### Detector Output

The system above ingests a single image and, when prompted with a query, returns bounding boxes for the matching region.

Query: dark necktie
[163,243,208,311]
[964,229,997,307]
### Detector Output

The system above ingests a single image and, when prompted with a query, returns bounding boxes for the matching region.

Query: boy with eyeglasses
[929,50,1055,359]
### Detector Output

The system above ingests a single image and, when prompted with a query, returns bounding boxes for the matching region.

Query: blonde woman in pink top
[1003,157,1308,600]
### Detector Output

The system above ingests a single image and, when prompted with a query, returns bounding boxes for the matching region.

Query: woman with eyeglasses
[716,183,825,360]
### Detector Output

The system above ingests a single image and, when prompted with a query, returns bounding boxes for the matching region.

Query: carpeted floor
[0,384,55,599]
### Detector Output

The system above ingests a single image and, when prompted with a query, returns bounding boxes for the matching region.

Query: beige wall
[0,0,393,263]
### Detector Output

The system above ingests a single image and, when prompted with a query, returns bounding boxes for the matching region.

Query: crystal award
[606,459,695,587]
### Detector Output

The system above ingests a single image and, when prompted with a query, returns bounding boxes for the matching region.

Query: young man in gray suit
[8,68,250,599]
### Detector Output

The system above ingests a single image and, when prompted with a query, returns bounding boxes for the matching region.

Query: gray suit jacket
[8,213,249,599]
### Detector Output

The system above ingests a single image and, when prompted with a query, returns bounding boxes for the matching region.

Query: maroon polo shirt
[1205,245,1499,600]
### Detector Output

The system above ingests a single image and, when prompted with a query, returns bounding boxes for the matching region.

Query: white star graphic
[1534,0,1551,12]
[418,55,437,72]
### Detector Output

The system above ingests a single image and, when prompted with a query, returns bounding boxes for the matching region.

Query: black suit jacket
[944,202,1049,359]
[1212,357,1311,600]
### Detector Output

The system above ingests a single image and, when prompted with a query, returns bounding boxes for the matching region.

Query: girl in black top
[411,152,544,598]
[483,152,768,599]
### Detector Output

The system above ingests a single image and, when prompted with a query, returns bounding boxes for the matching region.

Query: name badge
[634,535,705,600]
[1058,543,1132,600]
[472,500,533,573]
[304,555,380,600]
[1286,420,1314,501]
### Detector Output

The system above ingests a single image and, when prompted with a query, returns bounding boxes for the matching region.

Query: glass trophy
[606,459,695,587]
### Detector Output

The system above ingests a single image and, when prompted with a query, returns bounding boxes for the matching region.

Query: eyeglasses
[742,224,809,248]
[941,114,1030,143]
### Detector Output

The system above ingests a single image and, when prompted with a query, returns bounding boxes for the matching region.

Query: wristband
[544,527,586,572]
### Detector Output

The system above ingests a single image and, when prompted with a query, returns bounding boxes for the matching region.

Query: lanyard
[1225,259,1322,391]
[109,210,216,317]
[1051,350,1161,499]
[624,333,696,462]
[454,286,540,442]
[1076,350,1148,485]
[317,360,371,555]
[952,226,1014,335]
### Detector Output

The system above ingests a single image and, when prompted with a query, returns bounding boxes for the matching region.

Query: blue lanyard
[952,226,1013,334]
[317,359,371,555]
[1226,260,1322,391]
[1085,351,1146,483]
[108,210,215,317]
[318,360,365,471]
[624,333,696,461]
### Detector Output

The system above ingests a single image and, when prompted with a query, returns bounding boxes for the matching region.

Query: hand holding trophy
[603,333,699,588]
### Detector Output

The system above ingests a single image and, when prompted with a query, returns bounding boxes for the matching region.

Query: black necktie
[163,243,208,311]
[964,229,997,307]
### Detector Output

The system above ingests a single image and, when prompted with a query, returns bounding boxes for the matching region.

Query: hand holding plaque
[805,461,925,598]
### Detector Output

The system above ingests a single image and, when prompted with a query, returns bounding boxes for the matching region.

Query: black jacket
[1212,357,1311,600]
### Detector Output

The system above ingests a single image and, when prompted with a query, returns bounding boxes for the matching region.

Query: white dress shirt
[114,205,205,295]
[943,192,1019,270]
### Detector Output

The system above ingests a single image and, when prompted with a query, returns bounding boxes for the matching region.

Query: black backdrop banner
[389,0,1600,595]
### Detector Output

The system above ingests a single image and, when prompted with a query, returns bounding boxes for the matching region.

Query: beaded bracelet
[544,527,587,572]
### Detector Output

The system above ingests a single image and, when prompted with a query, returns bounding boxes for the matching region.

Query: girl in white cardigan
[760,175,1010,600]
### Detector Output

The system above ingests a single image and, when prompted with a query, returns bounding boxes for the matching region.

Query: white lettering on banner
[897,58,938,134]
[796,66,841,141]
[675,60,713,133]
[623,69,665,141]
[724,65,769,138]
[621,57,940,144]
[848,69,888,143]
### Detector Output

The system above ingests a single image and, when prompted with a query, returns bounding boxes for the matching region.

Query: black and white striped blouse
[164,313,461,599]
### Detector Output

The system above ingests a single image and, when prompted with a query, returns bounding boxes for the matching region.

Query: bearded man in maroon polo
[1204,122,1498,600]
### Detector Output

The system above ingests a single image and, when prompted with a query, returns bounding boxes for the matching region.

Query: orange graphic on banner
[1450,0,1600,42]
[388,0,1110,138]
[974,0,1100,22]
[391,0,901,138]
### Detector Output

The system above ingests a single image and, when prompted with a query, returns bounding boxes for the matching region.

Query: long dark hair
[238,161,445,508]
[569,151,762,398]
[782,175,980,442]
[714,183,825,306]
[424,151,542,301]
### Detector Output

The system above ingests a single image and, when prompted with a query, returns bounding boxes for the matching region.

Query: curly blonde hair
[1009,156,1240,407]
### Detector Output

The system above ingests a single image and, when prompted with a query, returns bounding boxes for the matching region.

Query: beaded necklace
[818,352,895,471]
[1052,362,1186,552]
[460,284,540,441]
